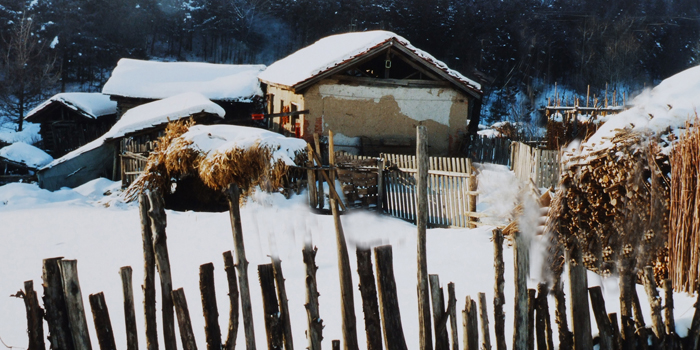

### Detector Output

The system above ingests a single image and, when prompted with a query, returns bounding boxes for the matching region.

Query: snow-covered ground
[0,165,696,349]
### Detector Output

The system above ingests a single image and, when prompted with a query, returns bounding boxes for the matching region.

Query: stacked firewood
[546,128,670,281]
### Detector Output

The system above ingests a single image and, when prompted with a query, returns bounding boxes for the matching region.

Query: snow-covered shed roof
[258,30,482,98]
[102,58,266,102]
[0,142,53,169]
[42,92,224,170]
[25,93,117,122]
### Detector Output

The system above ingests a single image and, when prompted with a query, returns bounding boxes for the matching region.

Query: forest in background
[1,0,699,128]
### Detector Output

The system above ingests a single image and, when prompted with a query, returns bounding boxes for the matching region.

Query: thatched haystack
[124,120,307,205]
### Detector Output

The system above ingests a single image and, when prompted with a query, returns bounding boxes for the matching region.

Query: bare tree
[0,12,58,132]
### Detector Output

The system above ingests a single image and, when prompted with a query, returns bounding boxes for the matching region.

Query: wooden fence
[510,142,561,189]
[467,136,512,165]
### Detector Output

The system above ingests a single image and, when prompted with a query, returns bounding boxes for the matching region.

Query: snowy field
[0,165,696,349]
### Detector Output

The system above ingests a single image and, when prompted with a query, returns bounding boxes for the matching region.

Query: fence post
[331,198,359,350]
[302,243,323,350]
[172,288,198,350]
[588,286,613,350]
[374,245,408,350]
[272,257,294,350]
[567,245,592,350]
[119,266,139,350]
[60,260,92,350]
[223,251,240,350]
[631,289,649,350]
[200,263,222,350]
[258,264,283,350]
[356,247,383,350]
[226,184,257,350]
[513,231,529,350]
[463,296,478,350]
[17,280,45,350]
[314,134,325,209]
[528,289,536,350]
[493,229,506,350]
[307,147,318,208]
[552,273,572,349]
[664,280,677,349]
[148,191,177,350]
[478,293,492,350]
[378,159,385,213]
[416,125,433,350]
[430,275,449,350]
[535,283,554,350]
[447,283,458,350]
[89,292,117,350]
[42,257,74,350]
[139,194,158,350]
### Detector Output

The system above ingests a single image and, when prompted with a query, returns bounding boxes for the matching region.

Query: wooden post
[416,125,433,350]
[535,283,553,350]
[567,246,592,350]
[493,229,506,350]
[630,289,649,350]
[226,184,257,350]
[609,313,622,350]
[120,267,139,350]
[552,273,572,350]
[374,245,408,350]
[314,134,325,208]
[664,279,677,348]
[272,257,294,350]
[331,198,359,350]
[89,292,117,350]
[356,247,383,350]
[329,129,336,185]
[619,260,636,350]
[303,243,323,350]
[463,296,478,350]
[42,257,74,350]
[528,289,536,350]
[148,191,177,350]
[447,283,458,350]
[378,159,385,212]
[430,275,449,350]
[139,194,158,350]
[172,288,198,350]
[18,280,45,350]
[332,341,340,350]
[467,160,477,228]
[60,260,92,350]
[687,281,700,350]
[223,251,240,350]
[478,293,492,350]
[513,232,529,350]
[259,264,283,350]
[588,286,613,350]
[200,263,222,350]
[643,266,664,346]
[307,147,318,208]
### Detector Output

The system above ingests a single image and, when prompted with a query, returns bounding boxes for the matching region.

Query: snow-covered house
[258,30,483,155]
[0,142,53,184]
[38,92,225,190]
[102,59,265,124]
[24,93,117,158]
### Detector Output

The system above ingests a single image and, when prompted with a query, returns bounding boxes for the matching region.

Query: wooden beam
[334,75,450,88]
[260,110,310,119]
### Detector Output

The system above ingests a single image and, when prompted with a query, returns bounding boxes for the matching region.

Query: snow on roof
[258,30,482,93]
[102,58,266,101]
[581,64,700,155]
[0,142,53,169]
[25,93,117,120]
[0,122,40,145]
[179,124,307,166]
[42,92,224,170]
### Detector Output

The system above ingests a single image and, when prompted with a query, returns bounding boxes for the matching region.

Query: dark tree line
[1,0,700,127]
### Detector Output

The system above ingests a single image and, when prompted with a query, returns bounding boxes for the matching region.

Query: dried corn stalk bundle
[545,128,670,282]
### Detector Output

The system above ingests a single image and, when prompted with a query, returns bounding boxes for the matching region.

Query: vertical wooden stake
[374,245,408,350]
[416,125,433,350]
[139,193,158,350]
[493,229,507,350]
[513,232,529,350]
[588,286,613,350]
[42,257,74,350]
[528,289,536,350]
[314,133,325,208]
[272,257,294,350]
[630,288,649,350]
[664,279,677,349]
[332,341,341,350]
[148,191,177,350]
[568,245,592,350]
[535,283,553,350]
[331,198,359,350]
[377,159,385,212]
[200,263,222,350]
[223,251,240,350]
[18,280,45,350]
[687,282,700,350]
[356,247,383,350]
[172,288,198,350]
[429,275,449,350]
[60,260,92,350]
[478,293,492,350]
[643,266,664,346]
[463,296,478,350]
[89,292,117,350]
[303,244,323,350]
[307,147,318,208]
[609,313,622,350]
[447,283,458,350]
[226,184,257,350]
[259,264,283,350]
[552,273,572,350]
[119,266,139,350]
[619,259,636,350]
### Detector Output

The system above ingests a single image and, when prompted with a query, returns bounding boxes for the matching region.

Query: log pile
[545,127,670,281]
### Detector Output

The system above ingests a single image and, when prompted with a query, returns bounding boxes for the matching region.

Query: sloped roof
[102,58,266,102]
[258,30,482,97]
[0,142,53,169]
[25,93,117,122]
[42,92,224,170]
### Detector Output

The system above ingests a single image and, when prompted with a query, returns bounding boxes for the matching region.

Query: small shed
[38,92,225,190]
[0,142,53,184]
[24,93,117,157]
[102,59,266,124]
[258,30,483,155]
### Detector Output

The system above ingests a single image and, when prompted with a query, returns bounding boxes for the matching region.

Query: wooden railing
[510,142,560,189]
